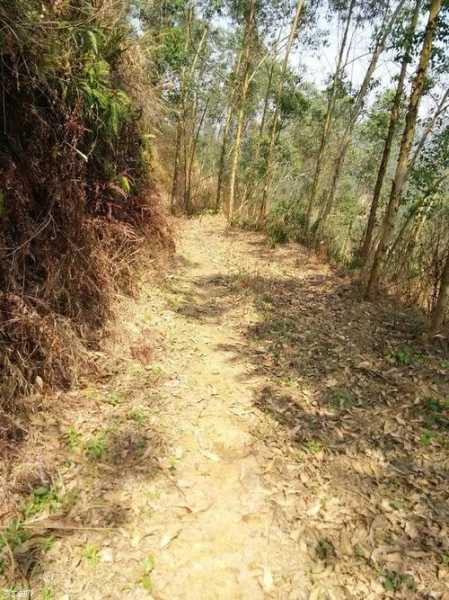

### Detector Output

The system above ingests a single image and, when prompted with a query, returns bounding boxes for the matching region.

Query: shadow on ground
[1,360,167,588]
[165,236,449,596]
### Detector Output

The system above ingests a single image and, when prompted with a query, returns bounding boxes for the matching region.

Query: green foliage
[0,520,28,554]
[24,486,60,518]
[0,0,170,405]
[141,554,156,591]
[419,430,435,446]
[316,538,336,561]
[423,396,449,429]
[86,435,107,460]
[105,391,124,406]
[79,56,133,138]
[382,570,416,592]
[116,175,132,194]
[267,220,289,245]
[386,345,416,366]
[66,426,82,450]
[266,199,307,245]
[40,588,55,600]
[304,439,324,454]
[83,543,100,566]
[128,407,148,425]
[159,26,189,71]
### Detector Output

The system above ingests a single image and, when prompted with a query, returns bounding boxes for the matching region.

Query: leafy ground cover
[1,216,448,599]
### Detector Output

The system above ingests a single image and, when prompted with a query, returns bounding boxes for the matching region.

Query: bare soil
[1,216,449,599]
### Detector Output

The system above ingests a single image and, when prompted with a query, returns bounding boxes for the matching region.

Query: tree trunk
[181,24,209,214]
[304,0,356,232]
[228,103,245,220]
[365,0,443,300]
[259,60,276,139]
[170,119,182,213]
[239,58,277,215]
[215,113,232,211]
[431,247,449,335]
[215,48,244,212]
[259,0,304,223]
[386,172,448,264]
[359,0,420,260]
[312,139,348,241]
[186,99,209,214]
[228,0,257,222]
[313,0,407,241]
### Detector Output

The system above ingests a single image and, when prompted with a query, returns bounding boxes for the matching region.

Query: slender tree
[359,0,421,260]
[258,0,305,222]
[431,245,449,334]
[228,0,257,221]
[215,46,244,211]
[304,0,356,233]
[365,0,443,299]
[312,0,407,241]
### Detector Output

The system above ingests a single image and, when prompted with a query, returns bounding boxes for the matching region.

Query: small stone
[100,548,114,563]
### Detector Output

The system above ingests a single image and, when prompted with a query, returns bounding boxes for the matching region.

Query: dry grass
[0,0,174,438]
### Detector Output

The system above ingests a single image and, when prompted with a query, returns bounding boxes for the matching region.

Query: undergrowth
[0,0,172,431]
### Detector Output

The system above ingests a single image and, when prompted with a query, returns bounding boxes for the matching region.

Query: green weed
[86,435,107,460]
[141,554,155,591]
[40,587,54,600]
[419,430,435,447]
[304,439,324,454]
[66,426,82,450]
[329,389,354,409]
[41,536,56,553]
[423,397,449,429]
[105,391,123,406]
[353,544,366,559]
[386,345,416,366]
[0,519,28,558]
[316,538,336,561]
[24,486,60,518]
[267,221,289,245]
[83,543,100,566]
[382,570,416,592]
[389,499,404,511]
[128,407,148,425]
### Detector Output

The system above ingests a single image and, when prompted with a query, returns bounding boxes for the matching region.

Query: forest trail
[9,216,449,598]
[29,216,321,599]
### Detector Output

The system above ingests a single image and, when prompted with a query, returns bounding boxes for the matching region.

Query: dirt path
[4,217,449,599]
[23,216,318,599]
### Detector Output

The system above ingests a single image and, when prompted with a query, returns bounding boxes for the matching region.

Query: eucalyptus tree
[136,0,221,213]
[382,88,449,266]
[227,0,258,220]
[258,0,305,222]
[311,0,408,243]
[304,0,356,233]
[432,238,449,335]
[212,0,301,219]
[359,0,421,260]
[365,0,444,299]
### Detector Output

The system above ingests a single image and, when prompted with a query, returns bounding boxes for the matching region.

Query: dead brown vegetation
[0,0,173,430]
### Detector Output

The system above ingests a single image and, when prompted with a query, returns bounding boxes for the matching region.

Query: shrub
[0,1,172,414]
